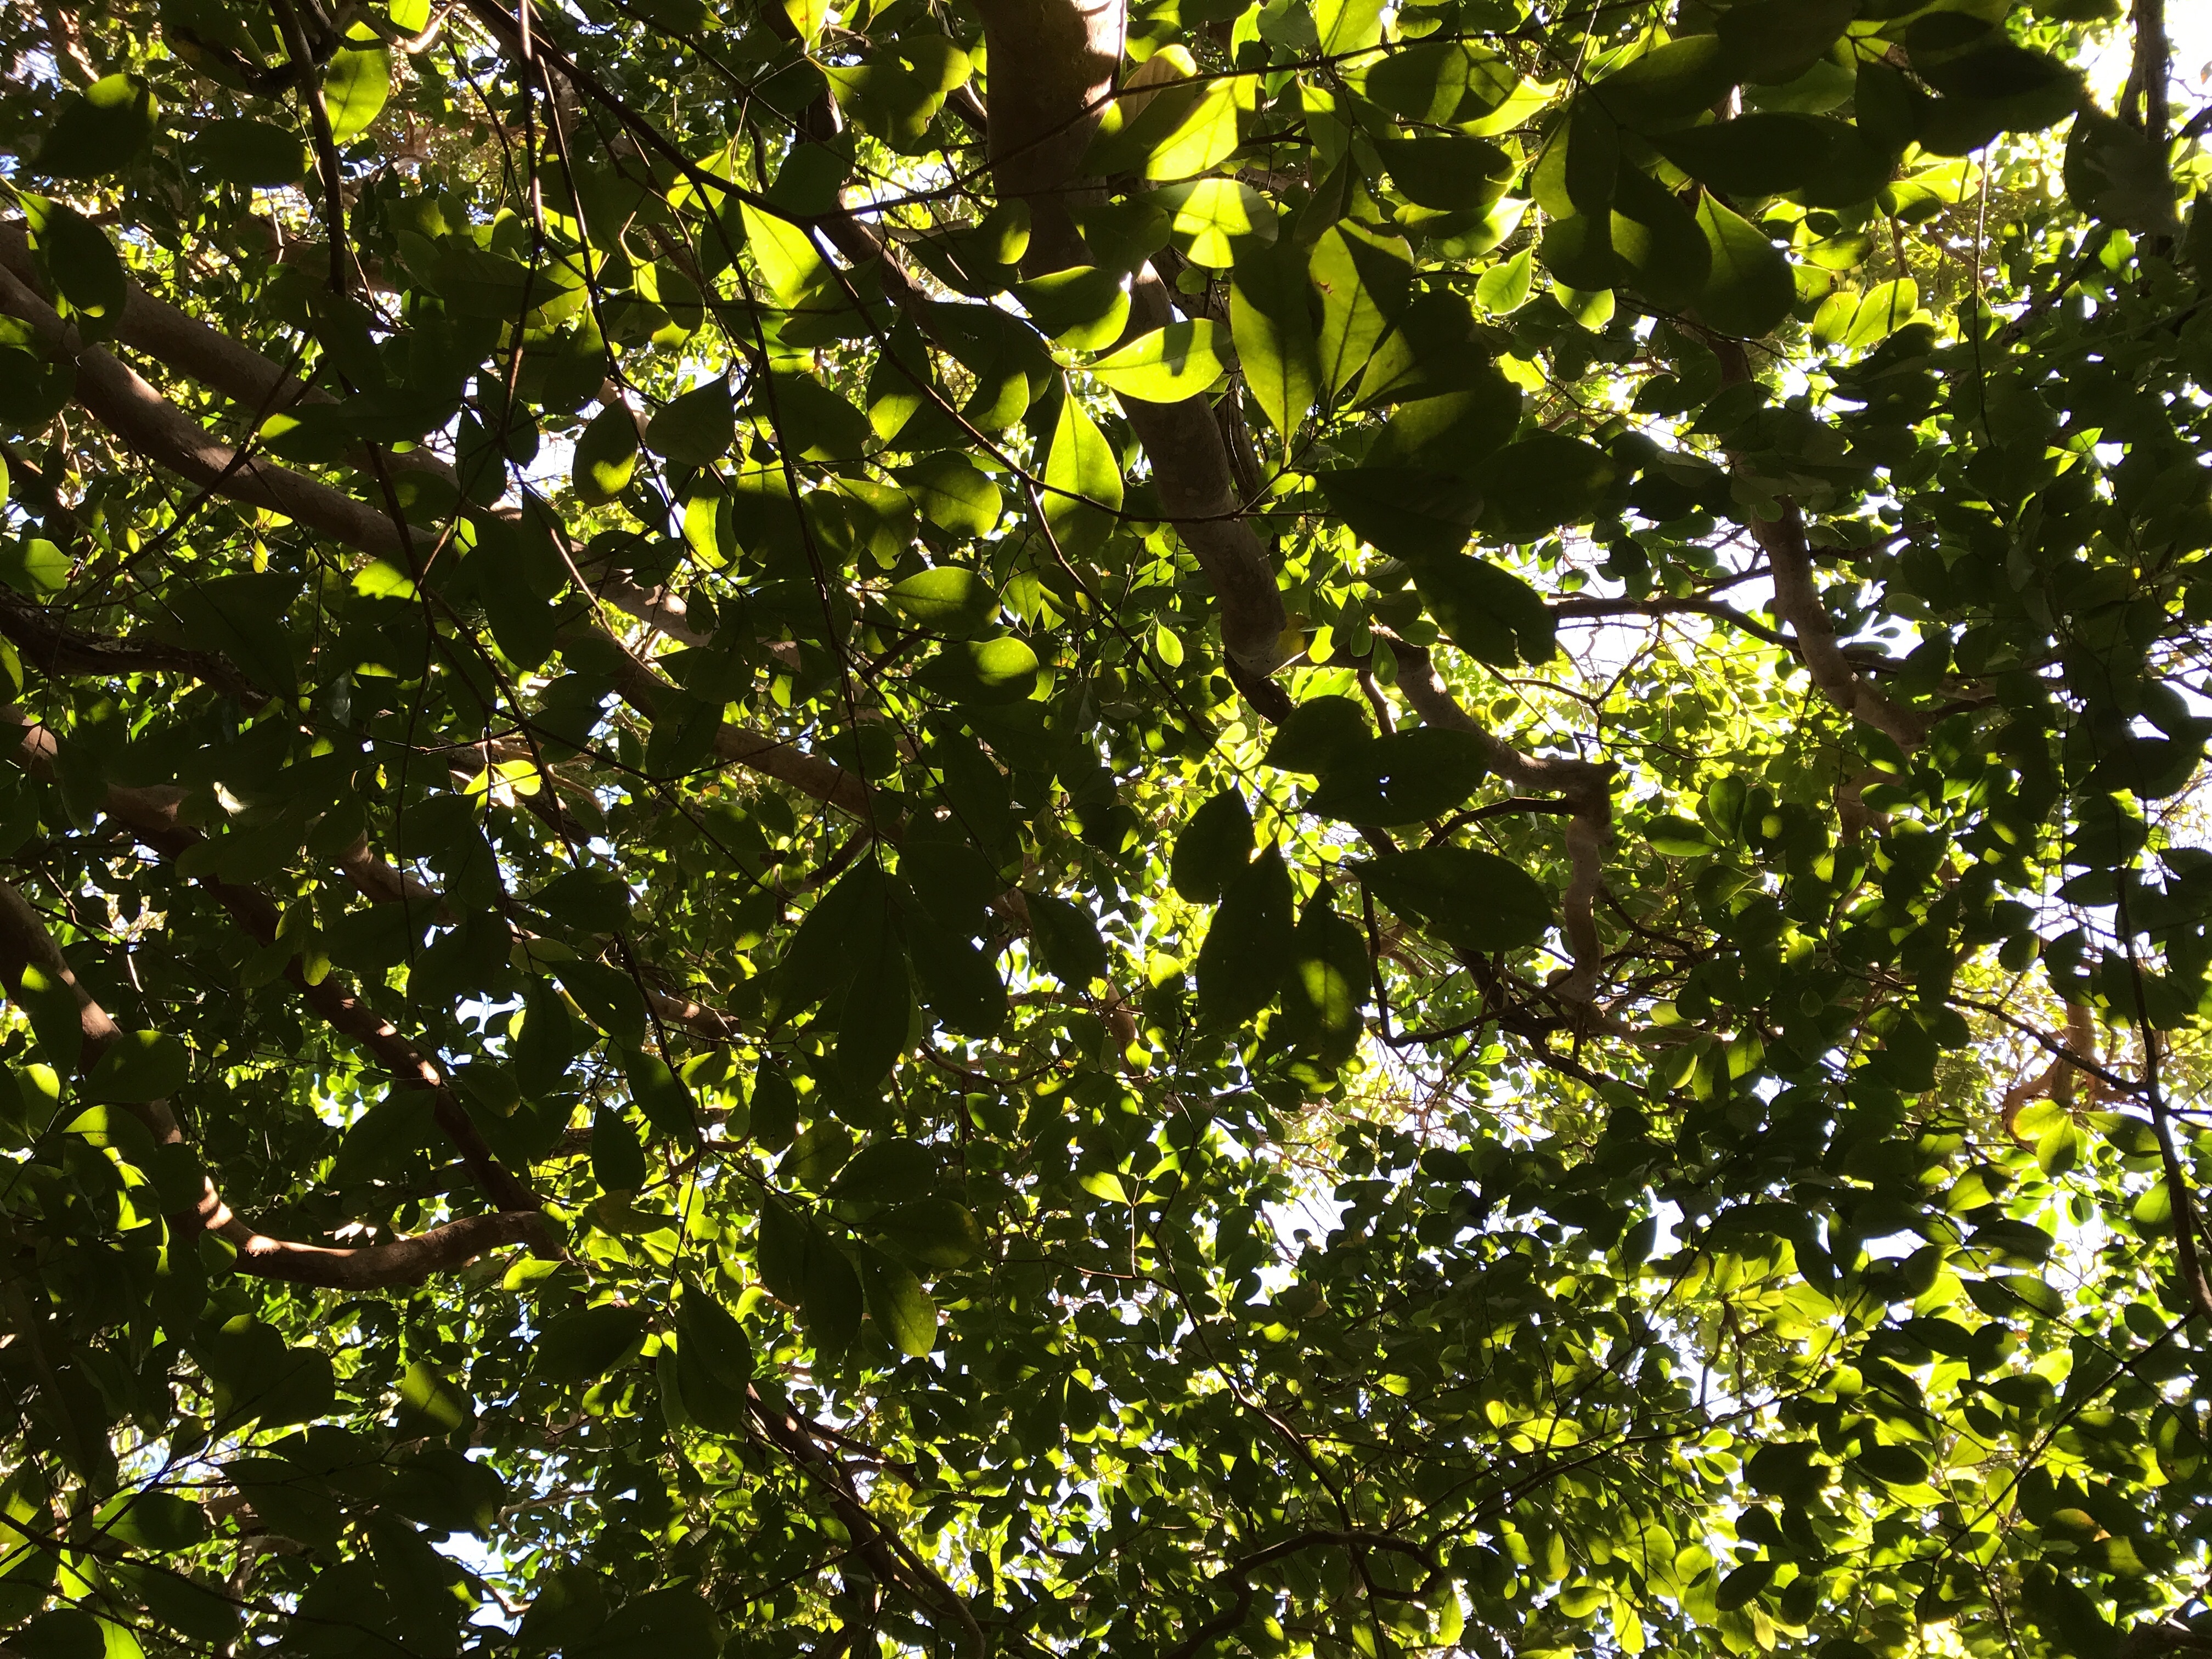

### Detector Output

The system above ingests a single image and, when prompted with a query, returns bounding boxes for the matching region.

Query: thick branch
[0,257,868,824]
[2,716,544,1218]
[1384,636,1614,1002]
[748,1387,985,1656]
[0,260,417,561]
[0,876,547,1289]
[1708,338,1925,754]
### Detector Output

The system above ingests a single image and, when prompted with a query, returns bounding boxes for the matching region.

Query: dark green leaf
[534,1304,648,1385]
[1171,789,1256,903]
[860,1246,937,1357]
[1195,843,1295,1024]
[87,1030,187,1102]
[191,118,304,186]
[1232,235,1321,439]
[1304,728,1490,825]
[1717,0,1856,84]
[36,75,158,177]
[1026,891,1107,986]
[1359,845,1553,952]
[887,567,996,635]
[644,377,735,469]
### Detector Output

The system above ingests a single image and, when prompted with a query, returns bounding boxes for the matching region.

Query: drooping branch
[1382,636,1615,1003]
[0,876,549,1289]
[2,715,545,1218]
[963,0,1289,674]
[1709,337,1926,755]
[747,1386,986,1657]
[0,252,872,827]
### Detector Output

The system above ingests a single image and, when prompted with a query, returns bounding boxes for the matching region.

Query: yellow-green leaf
[323,37,391,144]
[1087,320,1231,403]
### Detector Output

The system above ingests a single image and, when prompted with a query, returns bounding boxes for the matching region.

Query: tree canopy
[1,0,2211,1655]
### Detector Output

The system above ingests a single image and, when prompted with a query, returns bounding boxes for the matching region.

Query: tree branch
[0,874,549,1289]
[1380,634,1615,1002]
[1,714,546,1218]
[1708,337,1927,754]
[0,252,870,825]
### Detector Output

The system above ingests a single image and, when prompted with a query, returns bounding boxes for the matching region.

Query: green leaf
[1376,135,1515,211]
[895,454,1003,536]
[739,201,833,306]
[1087,320,1232,402]
[15,1609,103,1659]
[1538,212,1622,294]
[800,1238,864,1363]
[1610,165,1713,307]
[1311,223,1413,394]
[1843,278,1919,350]
[1646,815,1718,855]
[1852,1443,1928,1487]
[1264,695,1375,774]
[1471,432,1621,541]
[1014,266,1132,351]
[2066,106,2179,231]
[827,1137,936,1201]
[916,636,1039,704]
[1141,79,1243,180]
[676,1291,754,1393]
[93,1492,207,1553]
[886,567,995,634]
[1692,193,1796,338]
[1409,551,1557,667]
[1365,373,1523,476]
[322,38,391,144]
[1172,789,1255,903]
[24,196,126,338]
[860,1246,937,1357]
[1589,36,1737,131]
[559,958,650,1048]
[645,378,735,470]
[1368,40,1519,125]
[622,1048,695,1140]
[873,1196,985,1267]
[1359,845,1553,953]
[1303,728,1490,825]
[534,1304,648,1385]
[573,404,641,505]
[1279,896,1369,1064]
[398,1364,471,1438]
[191,118,306,186]
[87,1030,188,1103]
[36,75,159,177]
[517,1570,610,1657]
[1026,891,1107,985]
[1156,177,1276,267]
[1475,246,1533,314]
[1196,843,1296,1025]
[1319,469,1482,561]
[1041,386,1124,556]
[836,928,913,1087]
[1652,114,1879,204]
[573,1588,721,1659]
[1231,236,1321,439]
[905,906,1008,1038]
[1315,0,1383,54]
[1532,101,1618,218]
[0,537,71,600]
[1716,0,1856,84]
[10,962,83,1080]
